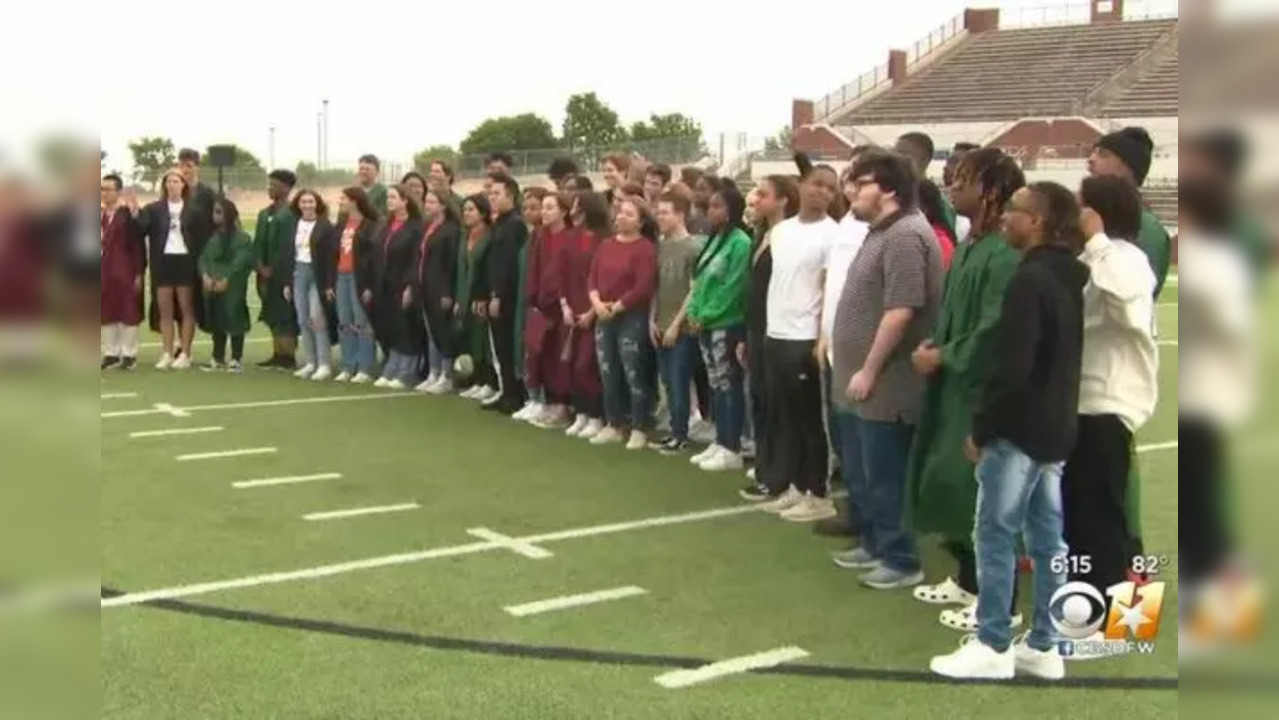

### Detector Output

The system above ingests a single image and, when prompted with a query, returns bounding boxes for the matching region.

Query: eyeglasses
[849,176,878,191]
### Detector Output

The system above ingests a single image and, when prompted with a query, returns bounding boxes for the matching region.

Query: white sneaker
[699,448,744,472]
[480,387,503,407]
[374,377,391,388]
[513,401,543,422]
[914,577,978,606]
[939,601,1023,632]
[589,427,623,445]
[421,372,440,389]
[534,406,570,429]
[350,372,373,384]
[1013,633,1065,680]
[746,467,756,481]
[311,365,332,381]
[780,494,838,523]
[294,363,315,379]
[171,353,191,370]
[930,635,1014,680]
[690,444,724,465]
[384,379,407,391]
[578,418,604,440]
[477,386,500,403]
[459,385,480,398]
[564,414,589,437]
[428,376,454,395]
[760,486,804,514]
[625,430,648,450]
[155,353,173,370]
[414,377,436,393]
[689,419,716,445]
[334,371,352,383]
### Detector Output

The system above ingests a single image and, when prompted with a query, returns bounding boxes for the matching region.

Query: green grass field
[94,280,1264,719]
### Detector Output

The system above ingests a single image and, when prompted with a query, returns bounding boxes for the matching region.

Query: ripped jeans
[699,324,746,452]
[594,307,653,430]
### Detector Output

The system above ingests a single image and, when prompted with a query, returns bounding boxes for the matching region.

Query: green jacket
[906,232,1019,539]
[367,183,389,217]
[1137,208,1171,299]
[199,230,255,336]
[687,227,751,329]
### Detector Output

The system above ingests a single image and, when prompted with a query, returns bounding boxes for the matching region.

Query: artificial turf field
[93,278,1267,720]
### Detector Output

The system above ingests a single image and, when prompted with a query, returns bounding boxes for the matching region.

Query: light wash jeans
[382,351,419,384]
[973,438,1068,653]
[422,309,450,379]
[699,325,746,452]
[335,272,376,376]
[292,262,328,367]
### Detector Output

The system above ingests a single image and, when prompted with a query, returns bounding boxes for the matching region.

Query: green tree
[629,112,702,142]
[127,136,176,191]
[413,144,458,173]
[561,92,627,150]
[294,161,353,188]
[199,144,266,190]
[459,114,558,156]
[763,126,794,153]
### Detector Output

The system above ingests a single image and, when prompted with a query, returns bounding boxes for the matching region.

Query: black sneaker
[118,357,137,371]
[100,356,121,370]
[652,436,688,454]
[256,355,280,369]
[739,483,774,502]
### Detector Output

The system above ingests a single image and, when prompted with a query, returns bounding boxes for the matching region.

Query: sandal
[939,601,1023,632]
[913,577,977,606]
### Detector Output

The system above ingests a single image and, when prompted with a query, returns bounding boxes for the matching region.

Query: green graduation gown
[254,203,299,335]
[513,236,531,380]
[906,232,1020,540]
[1137,208,1172,299]
[367,183,389,217]
[455,229,492,370]
[199,230,254,336]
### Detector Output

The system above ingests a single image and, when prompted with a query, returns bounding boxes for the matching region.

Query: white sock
[120,325,140,358]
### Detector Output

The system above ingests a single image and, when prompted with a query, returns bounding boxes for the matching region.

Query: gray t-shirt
[655,234,705,329]
[831,209,943,423]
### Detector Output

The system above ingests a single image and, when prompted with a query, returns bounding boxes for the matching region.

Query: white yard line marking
[129,426,224,439]
[1157,340,1178,346]
[1157,302,1178,308]
[233,472,342,489]
[467,528,554,559]
[1137,441,1177,454]
[101,392,415,419]
[101,503,764,608]
[154,403,191,418]
[140,337,271,349]
[177,447,277,462]
[653,647,810,689]
[504,586,648,617]
[100,392,138,400]
[303,503,420,521]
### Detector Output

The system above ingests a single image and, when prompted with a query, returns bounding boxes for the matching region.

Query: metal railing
[813,62,892,123]
[906,15,965,66]
[999,0,1178,28]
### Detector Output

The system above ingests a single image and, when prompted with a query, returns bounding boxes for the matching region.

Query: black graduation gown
[280,217,340,345]
[418,219,461,357]
[322,217,382,304]
[136,199,210,333]
[373,216,426,354]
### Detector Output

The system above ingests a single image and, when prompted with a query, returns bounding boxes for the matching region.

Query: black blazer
[281,216,336,291]
[419,219,461,302]
[375,216,426,298]
[324,217,382,299]
[136,197,209,268]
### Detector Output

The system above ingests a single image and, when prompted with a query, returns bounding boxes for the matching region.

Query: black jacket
[477,209,527,305]
[419,219,461,304]
[323,217,381,299]
[281,217,336,291]
[972,244,1089,463]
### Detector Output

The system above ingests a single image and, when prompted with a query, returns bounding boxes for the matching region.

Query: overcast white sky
[3,0,1179,174]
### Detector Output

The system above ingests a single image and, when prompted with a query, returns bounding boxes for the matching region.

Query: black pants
[212,332,244,363]
[692,351,711,419]
[1062,414,1137,592]
[1179,414,1231,584]
[757,338,828,496]
[489,311,523,406]
[746,329,769,465]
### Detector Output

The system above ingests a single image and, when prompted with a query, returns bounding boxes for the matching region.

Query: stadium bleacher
[1098,43,1178,117]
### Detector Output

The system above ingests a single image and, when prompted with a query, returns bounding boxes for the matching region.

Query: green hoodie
[687,227,751,329]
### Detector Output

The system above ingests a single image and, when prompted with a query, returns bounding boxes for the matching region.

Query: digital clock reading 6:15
[1049,555,1092,575]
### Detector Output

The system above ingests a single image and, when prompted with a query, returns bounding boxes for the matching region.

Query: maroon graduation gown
[101,208,145,325]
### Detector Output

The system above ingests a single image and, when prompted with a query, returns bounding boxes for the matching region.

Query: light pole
[268,126,276,170]
[322,99,330,170]
[316,112,322,168]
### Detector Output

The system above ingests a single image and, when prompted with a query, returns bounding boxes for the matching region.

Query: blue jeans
[594,308,652,429]
[335,272,376,375]
[699,325,745,452]
[836,413,919,573]
[382,350,418,384]
[974,438,1067,653]
[656,335,699,441]
[293,263,327,367]
[421,309,449,378]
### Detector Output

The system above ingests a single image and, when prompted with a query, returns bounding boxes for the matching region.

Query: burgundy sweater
[587,236,657,311]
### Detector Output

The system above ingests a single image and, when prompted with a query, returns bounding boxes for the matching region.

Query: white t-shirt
[295,219,317,264]
[955,215,972,244]
[766,214,838,341]
[163,201,187,255]
[1179,233,1255,426]
[822,213,869,351]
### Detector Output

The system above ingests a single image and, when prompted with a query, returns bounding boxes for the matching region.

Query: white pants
[101,324,140,358]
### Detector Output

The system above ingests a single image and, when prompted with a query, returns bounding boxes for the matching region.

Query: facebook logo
[1057,641,1075,657]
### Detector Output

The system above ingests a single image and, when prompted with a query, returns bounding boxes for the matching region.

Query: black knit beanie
[1094,126,1154,186]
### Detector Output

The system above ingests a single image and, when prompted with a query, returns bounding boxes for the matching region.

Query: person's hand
[123,190,140,215]
[576,310,594,329]
[561,305,575,326]
[1080,206,1104,240]
[401,288,413,309]
[202,274,214,292]
[911,340,942,376]
[283,285,292,301]
[324,288,335,303]
[963,435,981,464]
[442,297,454,312]
[650,321,662,346]
[685,318,702,334]
[259,267,272,280]
[473,300,488,319]
[134,275,143,294]
[215,279,229,292]
[736,342,747,368]
[611,301,625,316]
[488,298,501,319]
[814,335,829,370]
[846,368,876,402]
[662,324,680,348]
[360,289,372,306]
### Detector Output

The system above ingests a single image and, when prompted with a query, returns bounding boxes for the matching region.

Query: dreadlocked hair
[955,147,1025,238]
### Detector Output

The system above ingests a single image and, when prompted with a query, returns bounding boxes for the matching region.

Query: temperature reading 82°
[1131,555,1170,576]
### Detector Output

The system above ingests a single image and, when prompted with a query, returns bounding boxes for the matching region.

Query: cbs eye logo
[1049,581,1166,640]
